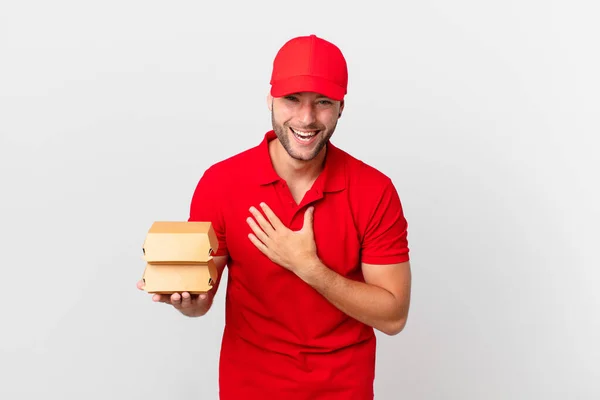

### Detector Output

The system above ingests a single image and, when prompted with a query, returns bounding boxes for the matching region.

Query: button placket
[275,181,296,227]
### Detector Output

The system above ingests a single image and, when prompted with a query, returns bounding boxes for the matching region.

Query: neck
[269,139,326,186]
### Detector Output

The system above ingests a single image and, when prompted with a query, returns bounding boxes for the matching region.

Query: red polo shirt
[189,130,409,399]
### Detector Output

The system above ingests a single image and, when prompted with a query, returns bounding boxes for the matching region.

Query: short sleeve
[188,167,228,257]
[360,179,410,265]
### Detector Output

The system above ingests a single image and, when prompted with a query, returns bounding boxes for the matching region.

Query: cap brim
[270,75,346,101]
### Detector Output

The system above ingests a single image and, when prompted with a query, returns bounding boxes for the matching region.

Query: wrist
[294,256,324,284]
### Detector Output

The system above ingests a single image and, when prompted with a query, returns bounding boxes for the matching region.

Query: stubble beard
[271,110,336,162]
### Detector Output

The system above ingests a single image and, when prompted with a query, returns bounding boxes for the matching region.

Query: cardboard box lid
[142,221,218,263]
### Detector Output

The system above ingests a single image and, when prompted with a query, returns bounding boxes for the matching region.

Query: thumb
[303,206,314,231]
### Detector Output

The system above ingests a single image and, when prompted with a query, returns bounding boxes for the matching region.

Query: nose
[298,102,317,126]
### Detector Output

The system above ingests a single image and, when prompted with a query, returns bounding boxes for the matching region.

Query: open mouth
[290,127,320,143]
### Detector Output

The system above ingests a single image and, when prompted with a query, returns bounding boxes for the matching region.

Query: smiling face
[268,92,344,162]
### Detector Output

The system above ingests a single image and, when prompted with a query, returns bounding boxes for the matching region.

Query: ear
[338,99,345,118]
[267,93,274,111]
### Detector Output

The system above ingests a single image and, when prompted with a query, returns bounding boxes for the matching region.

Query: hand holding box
[141,221,219,294]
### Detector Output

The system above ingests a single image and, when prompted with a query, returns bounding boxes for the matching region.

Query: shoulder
[198,143,259,184]
[332,143,404,217]
[332,145,407,244]
[205,145,257,174]
[332,143,395,192]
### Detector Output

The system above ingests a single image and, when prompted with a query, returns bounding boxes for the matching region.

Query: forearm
[295,259,408,335]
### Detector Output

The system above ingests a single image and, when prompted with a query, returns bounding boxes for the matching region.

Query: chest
[223,183,362,284]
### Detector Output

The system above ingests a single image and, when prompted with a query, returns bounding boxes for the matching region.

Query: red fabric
[189,131,409,398]
[270,34,348,101]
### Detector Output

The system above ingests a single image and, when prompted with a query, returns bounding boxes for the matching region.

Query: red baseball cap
[270,34,348,101]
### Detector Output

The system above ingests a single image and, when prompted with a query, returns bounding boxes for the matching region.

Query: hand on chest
[226,183,361,278]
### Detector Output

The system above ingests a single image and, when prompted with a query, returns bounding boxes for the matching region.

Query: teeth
[291,128,318,139]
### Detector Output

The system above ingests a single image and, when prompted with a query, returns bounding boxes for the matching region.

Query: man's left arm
[296,259,411,336]
[294,177,412,335]
[246,177,412,336]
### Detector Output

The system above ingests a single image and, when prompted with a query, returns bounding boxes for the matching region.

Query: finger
[180,292,192,308]
[170,292,183,308]
[193,293,208,306]
[152,294,171,304]
[248,232,270,256]
[249,206,275,235]
[259,203,284,229]
[246,216,271,245]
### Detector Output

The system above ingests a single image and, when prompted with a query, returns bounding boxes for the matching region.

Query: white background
[1,1,598,398]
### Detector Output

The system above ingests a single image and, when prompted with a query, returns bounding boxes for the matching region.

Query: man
[137,34,411,399]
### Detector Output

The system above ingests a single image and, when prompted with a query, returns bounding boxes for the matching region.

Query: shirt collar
[255,130,346,193]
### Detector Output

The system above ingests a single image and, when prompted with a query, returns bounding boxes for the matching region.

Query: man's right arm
[183,255,228,316]
[193,255,228,313]
[137,165,230,317]
[137,254,228,317]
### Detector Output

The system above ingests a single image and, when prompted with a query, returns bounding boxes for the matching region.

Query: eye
[318,99,333,105]
[284,95,299,102]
